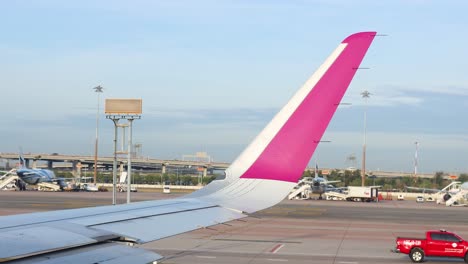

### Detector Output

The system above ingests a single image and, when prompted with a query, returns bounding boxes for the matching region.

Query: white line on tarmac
[267,259,288,262]
[196,255,216,259]
[338,262,358,264]
[152,247,396,259]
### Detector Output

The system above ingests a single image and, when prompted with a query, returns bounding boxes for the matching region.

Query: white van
[163,186,171,194]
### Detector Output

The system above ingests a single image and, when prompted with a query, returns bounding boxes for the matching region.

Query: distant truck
[325,186,379,202]
[392,230,468,263]
[345,186,379,202]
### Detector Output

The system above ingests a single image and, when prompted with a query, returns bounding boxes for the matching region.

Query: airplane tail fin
[229,32,376,183]
[18,148,26,169]
[190,32,377,212]
[315,162,331,181]
[314,162,319,179]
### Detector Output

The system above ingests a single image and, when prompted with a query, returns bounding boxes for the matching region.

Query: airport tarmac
[0,191,467,264]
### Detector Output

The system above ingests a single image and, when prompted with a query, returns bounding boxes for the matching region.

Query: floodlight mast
[93,85,103,184]
[361,90,371,187]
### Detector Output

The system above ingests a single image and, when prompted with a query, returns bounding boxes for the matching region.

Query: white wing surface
[0,32,377,263]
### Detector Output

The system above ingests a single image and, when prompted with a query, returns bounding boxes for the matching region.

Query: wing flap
[91,206,246,243]
[67,199,214,226]
[7,243,162,264]
[0,226,98,260]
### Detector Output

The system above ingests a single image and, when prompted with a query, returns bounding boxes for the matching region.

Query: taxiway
[0,191,466,264]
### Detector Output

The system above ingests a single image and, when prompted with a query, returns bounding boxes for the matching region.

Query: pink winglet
[240,32,376,182]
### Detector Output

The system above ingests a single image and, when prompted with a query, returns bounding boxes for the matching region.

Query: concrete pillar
[161,164,166,174]
[25,159,30,168]
[47,161,53,170]
[72,161,81,178]
[32,160,37,169]
[203,167,207,178]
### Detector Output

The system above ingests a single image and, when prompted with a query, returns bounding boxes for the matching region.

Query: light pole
[93,85,103,184]
[414,141,419,183]
[361,90,371,187]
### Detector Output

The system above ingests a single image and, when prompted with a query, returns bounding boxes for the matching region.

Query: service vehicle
[325,186,380,202]
[81,183,98,192]
[392,229,468,263]
[416,196,424,203]
[163,186,171,194]
[118,184,137,192]
[345,186,379,202]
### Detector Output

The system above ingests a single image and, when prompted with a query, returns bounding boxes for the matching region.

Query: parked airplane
[0,32,377,263]
[302,163,341,199]
[16,154,67,189]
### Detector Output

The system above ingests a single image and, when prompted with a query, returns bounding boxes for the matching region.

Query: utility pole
[361,90,371,187]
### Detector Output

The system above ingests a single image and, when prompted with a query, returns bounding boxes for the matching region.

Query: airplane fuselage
[16,168,56,185]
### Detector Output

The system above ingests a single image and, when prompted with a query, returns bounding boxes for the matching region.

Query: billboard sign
[105,99,142,115]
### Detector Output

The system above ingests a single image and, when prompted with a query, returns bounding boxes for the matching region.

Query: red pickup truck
[393,230,468,263]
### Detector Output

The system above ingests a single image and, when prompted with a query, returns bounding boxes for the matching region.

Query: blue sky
[1,0,468,173]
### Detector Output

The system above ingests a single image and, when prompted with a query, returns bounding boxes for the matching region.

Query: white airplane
[301,164,341,199]
[0,32,377,263]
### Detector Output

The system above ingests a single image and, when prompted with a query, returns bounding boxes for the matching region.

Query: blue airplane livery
[16,155,66,188]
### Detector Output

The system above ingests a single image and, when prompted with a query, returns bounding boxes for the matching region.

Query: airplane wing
[0,32,376,263]
[18,171,36,176]
[325,180,341,184]
[405,185,440,193]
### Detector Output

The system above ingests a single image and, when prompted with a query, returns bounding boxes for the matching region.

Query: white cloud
[342,83,468,108]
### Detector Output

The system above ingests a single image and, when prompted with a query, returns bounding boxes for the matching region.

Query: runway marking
[338,262,358,264]
[270,243,285,254]
[196,255,216,259]
[213,238,300,244]
[267,258,288,262]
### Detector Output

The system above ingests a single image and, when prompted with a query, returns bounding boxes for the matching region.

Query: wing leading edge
[0,32,377,263]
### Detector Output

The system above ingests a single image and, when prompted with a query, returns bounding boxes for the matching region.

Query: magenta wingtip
[342,31,377,43]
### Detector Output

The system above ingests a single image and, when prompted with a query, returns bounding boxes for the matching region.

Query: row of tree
[56,171,218,186]
[56,169,468,190]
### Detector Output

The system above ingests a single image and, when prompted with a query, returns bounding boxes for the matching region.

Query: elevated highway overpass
[0,153,439,179]
[0,153,230,176]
